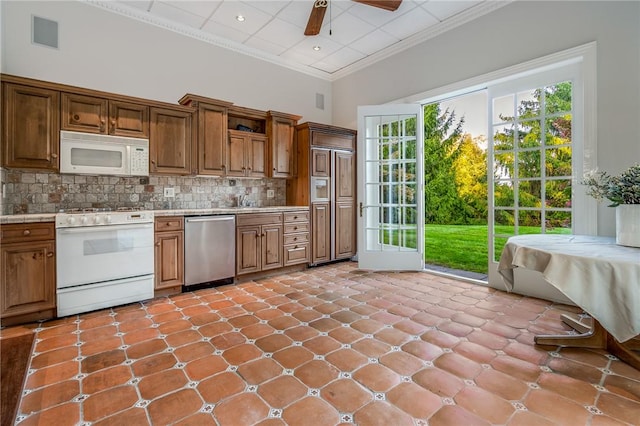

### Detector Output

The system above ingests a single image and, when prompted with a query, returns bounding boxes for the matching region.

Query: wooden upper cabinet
[149,107,193,175]
[2,83,60,170]
[311,149,331,177]
[268,112,301,178]
[62,93,149,138]
[227,130,267,178]
[335,150,355,200]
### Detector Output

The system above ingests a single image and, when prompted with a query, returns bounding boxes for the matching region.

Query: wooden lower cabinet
[311,203,331,265]
[236,213,283,275]
[335,201,356,260]
[283,211,310,266]
[1,223,56,326]
[154,217,184,293]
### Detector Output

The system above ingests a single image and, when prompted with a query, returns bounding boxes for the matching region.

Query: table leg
[535,319,606,348]
[560,313,591,334]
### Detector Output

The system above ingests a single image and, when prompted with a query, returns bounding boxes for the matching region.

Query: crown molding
[83,0,511,82]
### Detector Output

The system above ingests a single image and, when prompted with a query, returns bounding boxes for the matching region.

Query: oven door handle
[56,223,153,234]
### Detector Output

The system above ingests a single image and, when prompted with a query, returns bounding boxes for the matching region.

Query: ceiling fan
[304,0,402,36]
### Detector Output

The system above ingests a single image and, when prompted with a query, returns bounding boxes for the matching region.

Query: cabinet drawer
[155,216,184,231]
[283,233,309,245]
[236,213,282,227]
[1,223,55,244]
[284,222,309,234]
[283,211,309,223]
[284,243,309,266]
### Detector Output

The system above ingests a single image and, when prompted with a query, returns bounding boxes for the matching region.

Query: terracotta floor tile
[222,343,262,365]
[92,407,149,426]
[20,380,80,414]
[242,301,271,313]
[25,360,78,389]
[82,385,139,422]
[131,352,177,377]
[325,348,369,371]
[413,367,465,397]
[126,338,167,359]
[351,318,386,334]
[386,382,441,419]
[82,365,132,394]
[401,340,443,361]
[284,324,320,341]
[240,323,276,340]
[183,354,228,381]
[151,310,184,324]
[506,410,556,426]
[474,368,529,401]
[181,304,211,317]
[547,356,604,384]
[353,401,414,426]
[282,396,339,426]
[214,393,270,425]
[351,338,391,358]
[166,329,204,348]
[393,319,429,335]
[117,317,153,333]
[608,359,640,381]
[328,326,365,344]
[379,351,424,376]
[174,341,215,363]
[197,371,245,403]
[353,363,401,392]
[438,320,474,338]
[147,388,202,425]
[434,352,483,380]
[227,314,259,328]
[589,414,636,426]
[81,349,126,374]
[79,315,115,330]
[158,319,193,335]
[34,333,77,353]
[294,360,339,388]
[369,311,403,325]
[502,340,549,365]
[173,412,218,426]
[558,346,611,368]
[303,335,342,355]
[596,391,640,425]
[18,402,80,426]
[603,374,640,402]
[121,327,160,346]
[429,405,491,426]
[293,308,323,323]
[525,388,590,425]
[421,329,460,348]
[272,346,314,369]
[258,375,308,407]
[466,329,510,350]
[268,315,300,330]
[36,323,77,340]
[538,371,599,405]
[80,325,118,342]
[455,386,515,424]
[321,379,372,413]
[237,357,283,384]
[30,346,78,369]
[373,328,412,346]
[491,355,541,383]
[138,368,188,400]
[330,309,362,324]
[453,341,497,364]
[255,334,294,353]
[80,336,122,356]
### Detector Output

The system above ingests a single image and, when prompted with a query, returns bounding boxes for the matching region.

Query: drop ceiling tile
[118,1,152,12]
[209,1,273,35]
[318,11,376,45]
[248,0,291,16]
[276,1,314,29]
[253,18,305,49]
[201,20,252,43]
[350,0,418,27]
[279,48,318,67]
[310,61,340,74]
[148,1,207,28]
[244,36,288,56]
[422,0,482,21]
[291,35,343,58]
[381,6,439,40]
[350,29,399,56]
[162,1,222,19]
[318,46,366,68]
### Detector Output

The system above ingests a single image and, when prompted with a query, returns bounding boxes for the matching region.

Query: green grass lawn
[424,224,571,274]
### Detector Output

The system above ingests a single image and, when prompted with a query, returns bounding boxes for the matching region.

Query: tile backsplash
[0,168,287,215]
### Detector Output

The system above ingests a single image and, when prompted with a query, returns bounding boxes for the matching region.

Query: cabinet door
[1,241,56,318]
[312,148,330,177]
[3,83,59,170]
[237,225,261,275]
[150,107,192,175]
[109,100,149,138]
[261,225,283,270]
[198,103,227,176]
[61,93,108,134]
[248,134,267,177]
[154,231,184,290]
[335,201,356,259]
[335,150,355,201]
[271,117,296,178]
[311,202,331,264]
[227,131,247,177]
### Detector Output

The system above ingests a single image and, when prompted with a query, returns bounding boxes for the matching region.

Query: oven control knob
[105,215,112,223]
[81,216,88,225]
[94,216,101,224]
[67,216,76,225]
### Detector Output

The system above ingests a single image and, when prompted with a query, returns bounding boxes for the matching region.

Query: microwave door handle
[57,224,153,234]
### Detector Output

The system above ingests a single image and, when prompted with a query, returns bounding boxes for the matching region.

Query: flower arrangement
[582,164,640,206]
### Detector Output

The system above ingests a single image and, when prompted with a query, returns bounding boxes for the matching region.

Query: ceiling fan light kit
[305,0,402,36]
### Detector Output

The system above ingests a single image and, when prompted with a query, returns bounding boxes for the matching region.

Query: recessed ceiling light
[236,15,245,22]
[313,45,321,51]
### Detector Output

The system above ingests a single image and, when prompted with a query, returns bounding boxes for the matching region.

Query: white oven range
[55,209,155,316]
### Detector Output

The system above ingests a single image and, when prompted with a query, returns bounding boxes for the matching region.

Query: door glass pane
[545,179,572,208]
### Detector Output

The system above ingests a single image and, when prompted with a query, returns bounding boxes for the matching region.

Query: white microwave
[60,130,149,177]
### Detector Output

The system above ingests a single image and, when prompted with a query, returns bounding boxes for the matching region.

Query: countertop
[0,206,310,224]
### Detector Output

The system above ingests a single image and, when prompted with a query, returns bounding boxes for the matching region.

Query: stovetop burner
[55,207,153,228]
[58,207,146,213]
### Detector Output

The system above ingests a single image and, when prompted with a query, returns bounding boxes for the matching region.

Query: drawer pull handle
[155,242,160,247]
[47,252,54,258]
[23,230,31,236]
[73,114,80,121]
[293,216,298,219]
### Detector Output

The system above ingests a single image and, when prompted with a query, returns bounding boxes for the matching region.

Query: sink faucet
[237,194,247,207]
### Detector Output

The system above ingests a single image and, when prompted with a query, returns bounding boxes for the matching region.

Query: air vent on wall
[316,93,325,110]
[32,15,58,49]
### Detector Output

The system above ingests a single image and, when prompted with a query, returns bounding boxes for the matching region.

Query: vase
[616,204,640,248]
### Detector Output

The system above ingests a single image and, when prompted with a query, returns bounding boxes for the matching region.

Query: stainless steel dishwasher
[184,215,236,288]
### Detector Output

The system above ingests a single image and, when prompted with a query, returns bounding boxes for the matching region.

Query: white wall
[0,1,332,123]
[333,1,640,236]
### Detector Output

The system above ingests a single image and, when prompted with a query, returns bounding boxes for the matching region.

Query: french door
[357,104,424,270]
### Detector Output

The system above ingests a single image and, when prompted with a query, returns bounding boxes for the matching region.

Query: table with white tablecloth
[498,234,640,369]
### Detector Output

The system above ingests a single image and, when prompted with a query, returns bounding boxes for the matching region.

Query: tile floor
[6,262,640,425]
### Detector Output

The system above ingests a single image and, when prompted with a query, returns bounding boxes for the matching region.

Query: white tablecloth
[498,234,640,342]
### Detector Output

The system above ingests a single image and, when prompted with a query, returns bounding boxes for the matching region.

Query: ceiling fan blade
[305,0,328,36]
[352,0,402,12]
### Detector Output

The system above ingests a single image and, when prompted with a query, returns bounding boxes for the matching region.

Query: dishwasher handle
[185,216,235,223]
